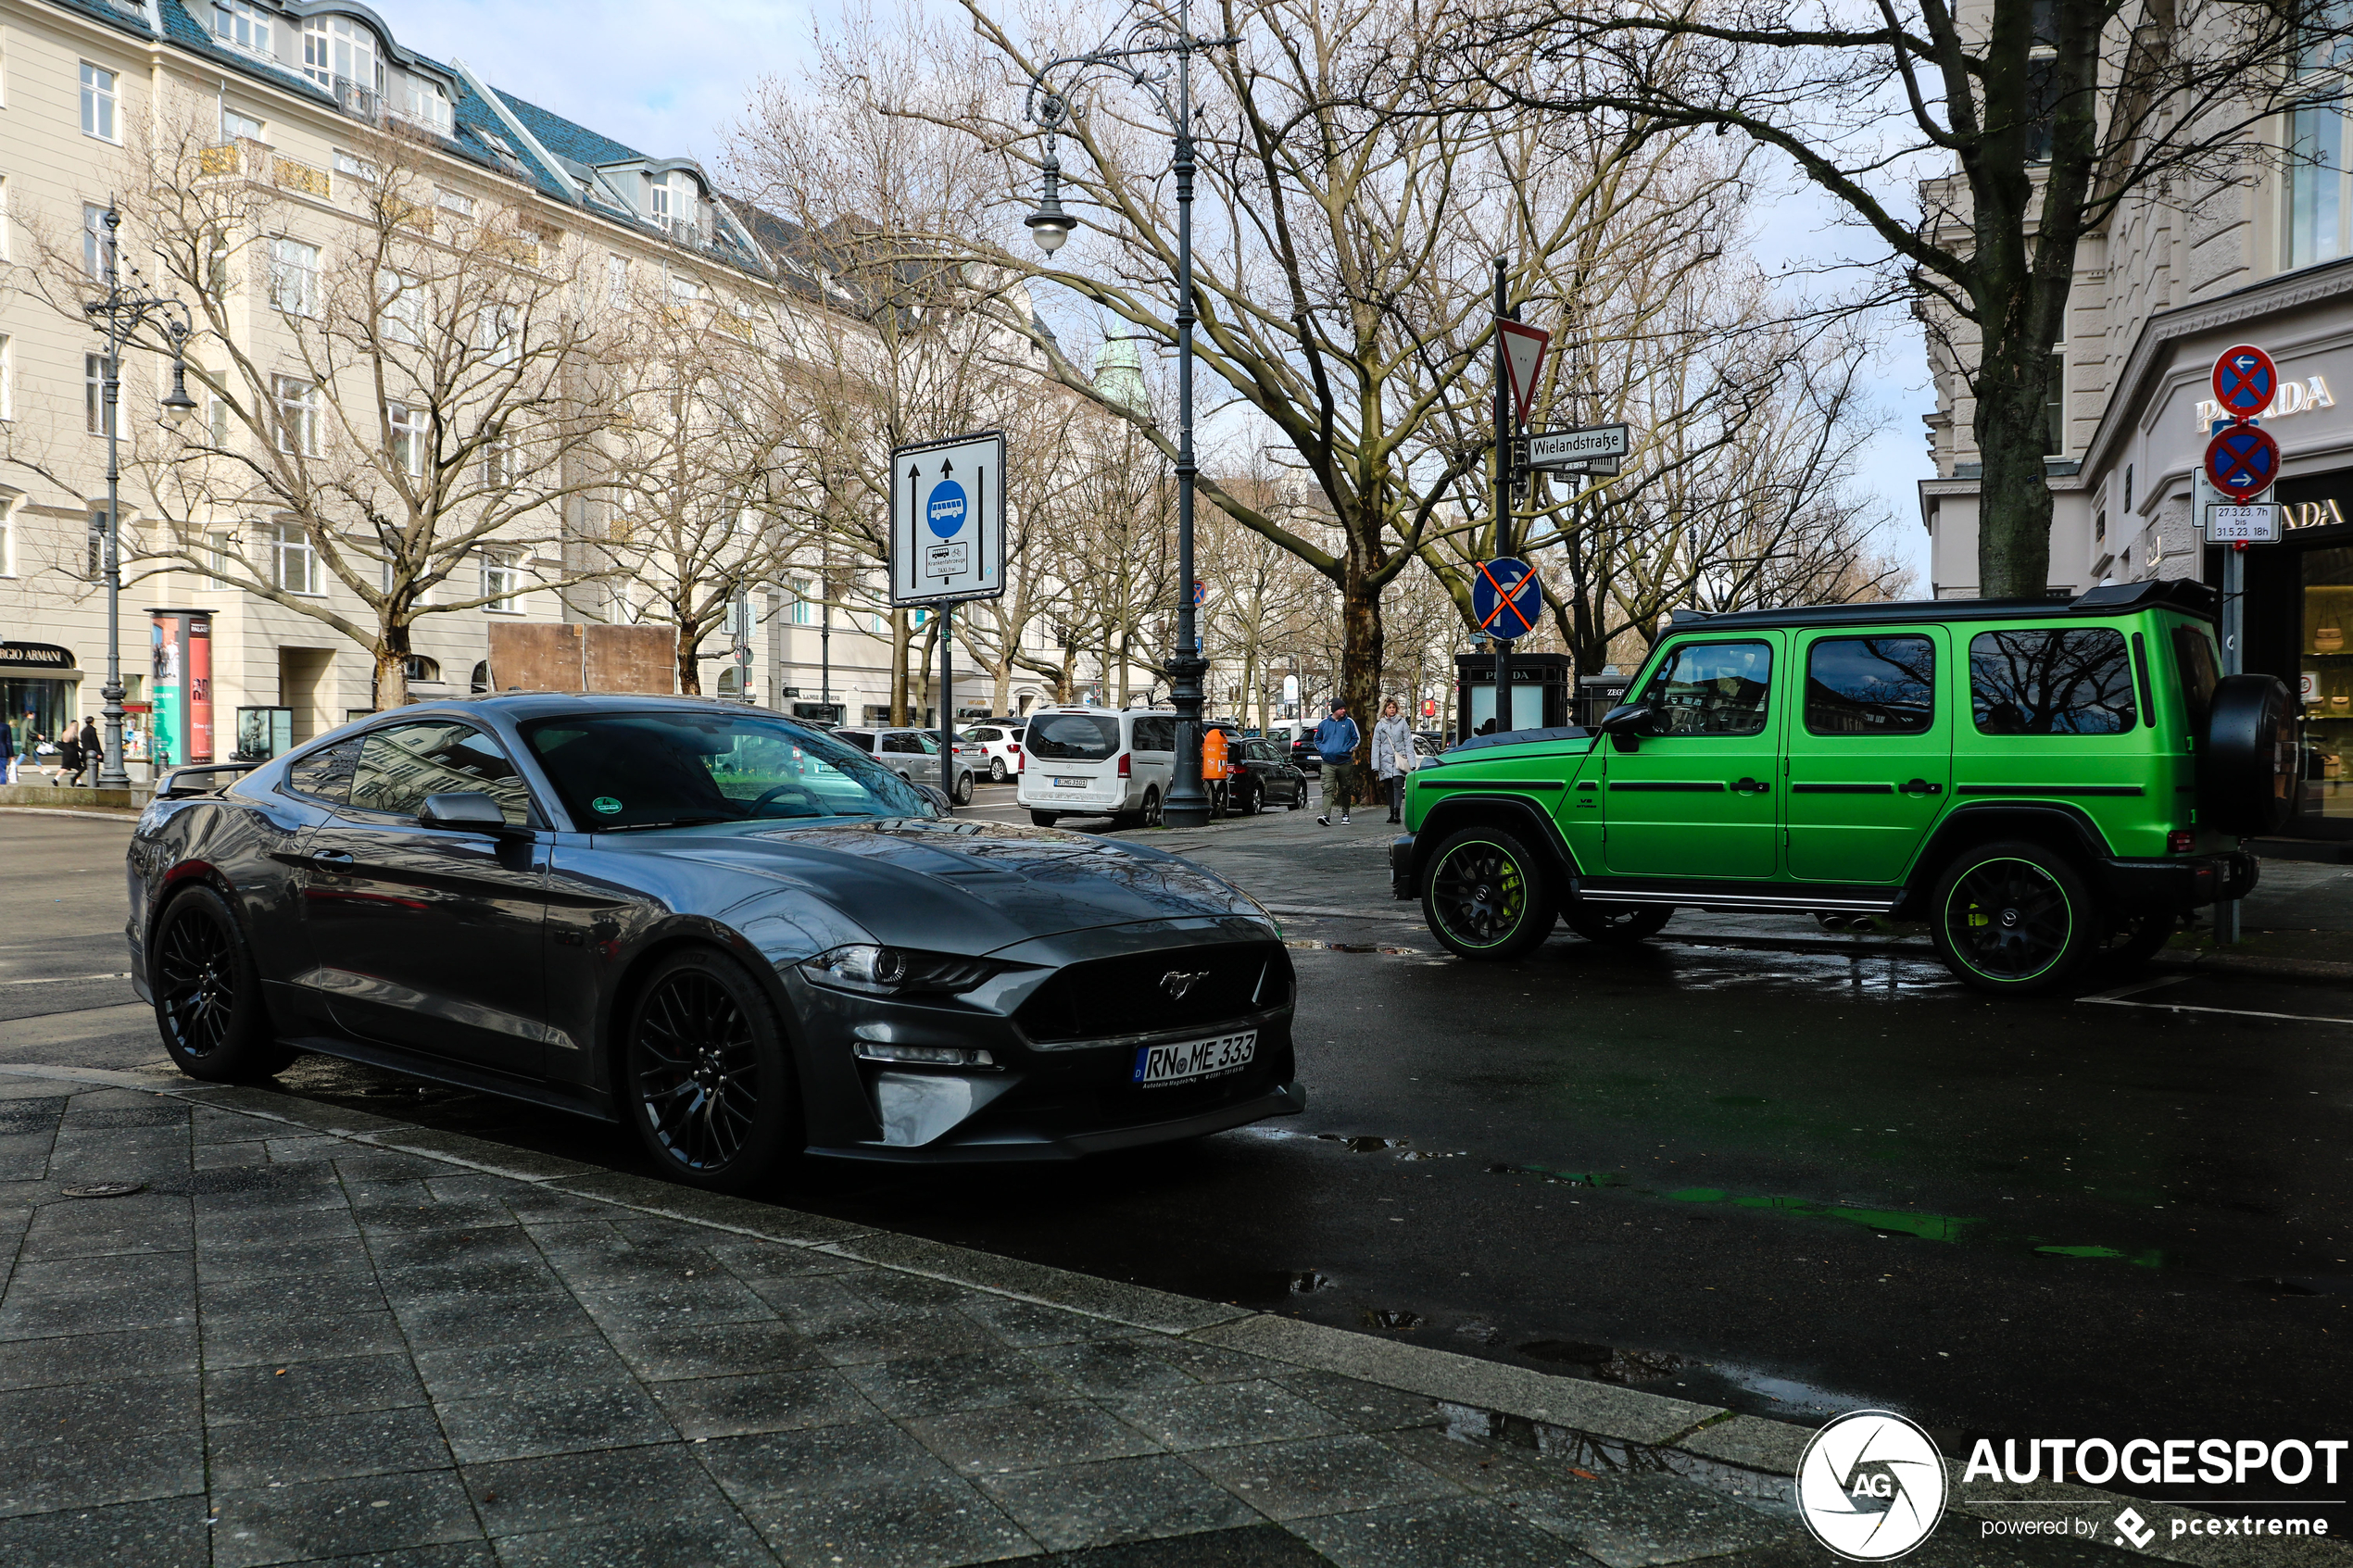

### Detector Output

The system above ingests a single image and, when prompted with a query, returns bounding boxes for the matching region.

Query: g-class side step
[1571,878,1903,917]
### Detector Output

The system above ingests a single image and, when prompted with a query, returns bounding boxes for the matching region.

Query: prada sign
[2282,497,2348,533]
[2270,469,2353,539]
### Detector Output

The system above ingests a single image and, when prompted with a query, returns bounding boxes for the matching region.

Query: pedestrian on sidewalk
[1373,698,1415,824]
[56,726,84,787]
[1313,698,1360,826]
[77,717,100,786]
[0,714,15,785]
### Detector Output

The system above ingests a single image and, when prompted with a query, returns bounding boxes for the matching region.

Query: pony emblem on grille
[1161,970,1210,1001]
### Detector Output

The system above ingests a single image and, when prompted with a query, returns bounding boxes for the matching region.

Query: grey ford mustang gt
[128,696,1302,1191]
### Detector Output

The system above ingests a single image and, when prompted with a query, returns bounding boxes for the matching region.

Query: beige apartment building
[1919,35,2353,843]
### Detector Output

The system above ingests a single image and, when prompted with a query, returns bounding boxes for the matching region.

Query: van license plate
[1133,1030,1256,1087]
[1052,776,1088,788]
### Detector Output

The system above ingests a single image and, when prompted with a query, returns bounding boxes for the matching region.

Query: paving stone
[1371,1427,1580,1496]
[843,1270,982,1311]
[196,1236,377,1284]
[0,1370,199,1449]
[976,1454,1261,1552]
[0,1325,199,1391]
[365,1229,537,1273]
[196,1209,362,1248]
[462,1442,735,1537]
[1508,1472,1793,1566]
[954,1294,1130,1348]
[602,1320,823,1383]
[206,1352,430,1425]
[208,1405,455,1489]
[1267,1368,1448,1434]
[571,1274,777,1335]
[487,1508,780,1567]
[739,1476,1038,1568]
[705,1239,861,1284]
[0,1279,195,1339]
[1110,1381,1352,1452]
[202,1271,389,1320]
[434,1380,679,1465]
[194,1140,275,1170]
[391,1291,599,1351]
[648,1367,876,1439]
[357,1200,520,1236]
[1285,1495,1594,1567]
[0,1493,212,1568]
[537,1247,726,1294]
[208,1468,484,1568]
[5,1248,192,1298]
[808,1308,1011,1367]
[842,1349,1079,1418]
[1185,1433,1464,1521]
[192,1179,349,1214]
[376,1260,568,1304]
[262,1135,347,1163]
[1036,1524,1335,1566]
[907,1399,1164,1476]
[204,1310,411,1369]
[740,1273,883,1328]
[697,1419,958,1501]
[332,1152,472,1183]
[411,1336,637,1403]
[1129,1340,1295,1385]
[0,1428,207,1518]
[1021,1339,1205,1399]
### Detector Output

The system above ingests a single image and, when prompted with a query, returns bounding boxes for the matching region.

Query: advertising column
[148,610,215,769]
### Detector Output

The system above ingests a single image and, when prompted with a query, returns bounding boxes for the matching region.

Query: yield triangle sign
[1497,319,1551,427]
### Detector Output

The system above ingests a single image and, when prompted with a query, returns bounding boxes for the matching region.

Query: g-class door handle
[1732,777,1769,795]
[308,849,355,869]
[1899,779,1944,796]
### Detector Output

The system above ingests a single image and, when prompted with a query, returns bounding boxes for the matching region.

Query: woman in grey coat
[1372,699,1416,824]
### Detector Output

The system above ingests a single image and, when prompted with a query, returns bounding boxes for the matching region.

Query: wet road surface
[8,809,2350,1526]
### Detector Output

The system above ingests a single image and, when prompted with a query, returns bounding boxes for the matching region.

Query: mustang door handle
[308,849,356,868]
[1732,777,1770,794]
[1899,779,1944,796]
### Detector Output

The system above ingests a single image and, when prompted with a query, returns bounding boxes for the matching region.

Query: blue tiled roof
[157,0,337,105]
[493,90,643,169]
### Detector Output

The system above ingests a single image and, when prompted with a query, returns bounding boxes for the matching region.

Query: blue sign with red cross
[2212,345,2278,419]
[2205,422,2280,501]
[1472,557,1542,641]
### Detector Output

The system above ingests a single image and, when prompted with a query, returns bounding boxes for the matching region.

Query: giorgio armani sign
[0,643,74,670]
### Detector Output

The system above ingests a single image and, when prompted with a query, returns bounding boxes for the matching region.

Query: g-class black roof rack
[1656,578,2217,632]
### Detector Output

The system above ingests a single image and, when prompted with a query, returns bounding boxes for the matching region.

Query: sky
[399,0,1937,591]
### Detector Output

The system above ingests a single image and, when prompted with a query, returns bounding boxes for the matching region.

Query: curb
[0,804,143,822]
[1,1060,2331,1563]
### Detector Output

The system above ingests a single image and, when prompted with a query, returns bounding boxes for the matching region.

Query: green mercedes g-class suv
[1390,581,2299,993]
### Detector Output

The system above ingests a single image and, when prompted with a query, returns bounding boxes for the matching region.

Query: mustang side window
[1641,641,1774,736]
[283,736,362,804]
[350,721,532,823]
[1805,636,1936,735]
[1969,628,2137,734]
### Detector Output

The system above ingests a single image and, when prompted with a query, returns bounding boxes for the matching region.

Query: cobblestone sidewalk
[0,1065,2325,1567]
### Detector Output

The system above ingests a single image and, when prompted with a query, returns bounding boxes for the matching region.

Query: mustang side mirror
[418,791,511,833]
[1597,703,1654,753]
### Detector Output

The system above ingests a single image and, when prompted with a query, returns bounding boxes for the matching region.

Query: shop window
[2301,546,2353,819]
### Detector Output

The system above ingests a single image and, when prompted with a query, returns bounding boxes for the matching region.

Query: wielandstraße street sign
[890,431,1006,606]
[1528,424,1630,471]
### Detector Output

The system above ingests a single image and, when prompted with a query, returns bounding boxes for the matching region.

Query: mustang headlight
[799,944,998,997]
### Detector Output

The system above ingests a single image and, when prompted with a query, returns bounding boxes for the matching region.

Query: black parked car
[128,697,1303,1192]
[1226,736,1307,813]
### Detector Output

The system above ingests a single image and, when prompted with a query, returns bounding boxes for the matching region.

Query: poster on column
[150,616,181,769]
[187,614,213,763]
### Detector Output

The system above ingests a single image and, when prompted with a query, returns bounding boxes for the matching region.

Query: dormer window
[476,131,529,178]
[401,75,453,135]
[212,0,272,57]
[648,172,673,224]
[303,15,382,98]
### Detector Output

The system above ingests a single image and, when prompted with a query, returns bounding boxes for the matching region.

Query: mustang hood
[661,817,1269,951]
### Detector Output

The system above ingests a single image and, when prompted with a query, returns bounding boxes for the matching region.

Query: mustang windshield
[521,710,935,830]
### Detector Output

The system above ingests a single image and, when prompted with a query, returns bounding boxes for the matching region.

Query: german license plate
[1052,776,1088,788]
[1133,1030,1256,1087]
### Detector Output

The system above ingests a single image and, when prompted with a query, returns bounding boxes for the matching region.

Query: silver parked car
[831,727,982,804]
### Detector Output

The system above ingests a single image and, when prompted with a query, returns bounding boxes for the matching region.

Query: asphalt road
[7,797,2349,1528]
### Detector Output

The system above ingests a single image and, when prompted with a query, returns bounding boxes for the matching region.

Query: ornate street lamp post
[1024,1,1236,828]
[82,205,196,789]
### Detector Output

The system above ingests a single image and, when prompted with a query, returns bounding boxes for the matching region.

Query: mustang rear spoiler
[158,761,263,798]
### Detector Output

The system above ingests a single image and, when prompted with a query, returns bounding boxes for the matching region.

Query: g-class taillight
[2168,829,2196,854]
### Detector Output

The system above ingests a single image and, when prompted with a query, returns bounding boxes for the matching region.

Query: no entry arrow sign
[2213,345,2278,420]
[2205,423,2280,501]
[1472,556,1542,641]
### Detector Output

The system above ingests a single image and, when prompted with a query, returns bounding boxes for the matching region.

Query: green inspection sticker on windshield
[592,796,623,814]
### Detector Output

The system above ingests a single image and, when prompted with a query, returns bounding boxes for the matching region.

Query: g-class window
[1805,636,1935,734]
[1969,628,2137,734]
[1641,640,1774,736]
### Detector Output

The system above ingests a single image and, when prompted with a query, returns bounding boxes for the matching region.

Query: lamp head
[161,358,197,426]
[1026,203,1076,255]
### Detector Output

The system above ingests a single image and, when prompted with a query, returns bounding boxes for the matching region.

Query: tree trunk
[889,610,911,725]
[1973,340,2057,599]
[676,622,704,696]
[1339,562,1384,793]
[371,620,412,710]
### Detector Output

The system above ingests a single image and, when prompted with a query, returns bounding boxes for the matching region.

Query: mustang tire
[1422,826,1555,960]
[1930,840,2096,995]
[624,948,797,1194]
[151,884,296,1082]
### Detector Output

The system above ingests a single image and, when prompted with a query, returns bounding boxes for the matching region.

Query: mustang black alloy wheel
[626,949,796,1193]
[151,884,295,1081]
[1929,839,2095,995]
[1422,825,1554,960]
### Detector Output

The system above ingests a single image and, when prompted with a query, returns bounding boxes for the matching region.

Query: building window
[303,15,382,96]
[212,0,271,56]
[0,499,15,576]
[267,236,321,317]
[790,580,814,625]
[207,530,235,573]
[481,306,518,368]
[607,255,629,308]
[86,507,107,581]
[649,172,673,223]
[81,63,119,143]
[401,75,453,134]
[668,271,700,307]
[0,334,11,421]
[0,176,9,262]
[2044,349,2066,456]
[377,269,422,345]
[387,402,423,476]
[221,105,264,143]
[333,150,378,182]
[271,375,320,457]
[272,521,320,595]
[82,204,107,279]
[436,189,473,219]
[207,397,231,446]
[85,354,111,435]
[482,549,522,611]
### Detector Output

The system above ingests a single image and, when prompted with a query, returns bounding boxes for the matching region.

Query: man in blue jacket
[1313,698,1361,826]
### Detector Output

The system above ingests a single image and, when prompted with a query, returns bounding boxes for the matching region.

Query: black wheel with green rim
[1929,840,2095,995]
[1421,825,1555,960]
[1562,900,1673,944]
[150,884,296,1082]
[625,949,797,1193]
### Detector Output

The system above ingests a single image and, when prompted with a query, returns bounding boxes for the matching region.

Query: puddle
[1289,1269,1334,1294]
[1365,1309,1427,1330]
[1318,1134,1410,1152]
[1517,1341,1688,1383]
[2035,1243,2164,1266]
[1487,1163,1627,1187]
[1664,1187,1978,1243]
[1396,1149,1466,1160]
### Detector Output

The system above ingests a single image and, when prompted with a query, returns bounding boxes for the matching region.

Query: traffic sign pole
[939,602,955,810]
[1493,258,1514,733]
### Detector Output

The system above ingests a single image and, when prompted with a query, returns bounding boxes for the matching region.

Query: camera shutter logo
[1795,1411,1948,1560]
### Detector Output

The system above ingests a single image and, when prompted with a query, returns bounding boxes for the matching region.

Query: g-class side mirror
[1597,703,1655,753]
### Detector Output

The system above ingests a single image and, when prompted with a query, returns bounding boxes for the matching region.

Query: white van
[1018,707,1177,827]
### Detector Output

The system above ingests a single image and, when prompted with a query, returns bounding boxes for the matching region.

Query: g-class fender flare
[1894,802,2112,918]
[1398,795,1580,900]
